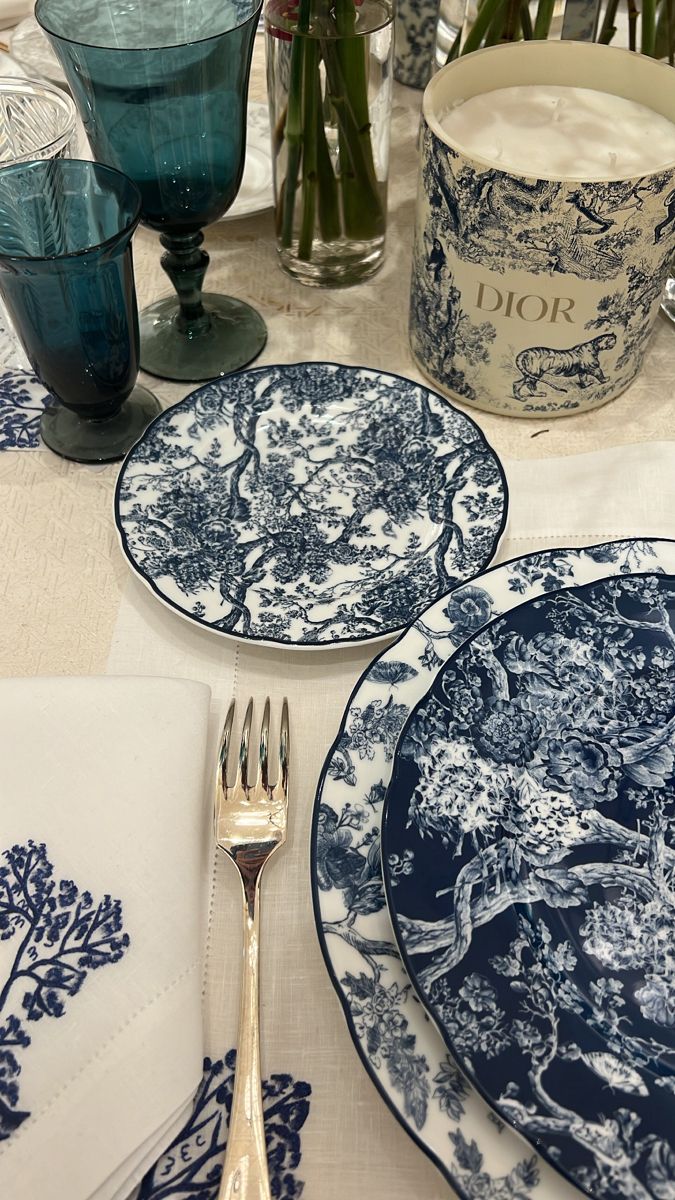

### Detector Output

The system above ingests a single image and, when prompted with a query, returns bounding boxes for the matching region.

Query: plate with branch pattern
[114,362,508,648]
[383,571,675,1199]
[311,538,675,1200]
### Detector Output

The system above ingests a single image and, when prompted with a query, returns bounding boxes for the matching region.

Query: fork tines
[216,696,289,810]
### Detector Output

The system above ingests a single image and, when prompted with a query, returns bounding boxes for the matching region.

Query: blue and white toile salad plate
[311,538,675,1199]
[383,570,675,1200]
[0,369,50,451]
[113,362,507,649]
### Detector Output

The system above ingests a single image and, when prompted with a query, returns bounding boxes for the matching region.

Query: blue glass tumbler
[36,0,267,384]
[0,158,160,462]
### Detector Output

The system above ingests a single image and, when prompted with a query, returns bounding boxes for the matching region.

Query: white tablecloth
[0,27,675,1200]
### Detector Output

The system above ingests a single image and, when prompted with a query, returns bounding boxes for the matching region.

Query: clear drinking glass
[0,76,76,164]
[36,0,267,383]
[266,0,394,287]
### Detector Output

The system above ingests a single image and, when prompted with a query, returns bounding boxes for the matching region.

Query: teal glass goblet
[36,0,267,383]
[0,158,160,462]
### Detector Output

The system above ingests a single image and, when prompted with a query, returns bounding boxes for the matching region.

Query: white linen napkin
[502,440,675,544]
[0,674,212,1200]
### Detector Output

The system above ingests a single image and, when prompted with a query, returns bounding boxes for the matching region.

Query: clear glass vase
[434,0,466,69]
[265,0,394,287]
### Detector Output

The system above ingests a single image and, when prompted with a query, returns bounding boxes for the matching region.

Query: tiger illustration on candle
[513,332,617,400]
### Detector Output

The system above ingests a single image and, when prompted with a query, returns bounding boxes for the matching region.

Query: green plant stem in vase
[266,0,394,286]
[451,0,675,58]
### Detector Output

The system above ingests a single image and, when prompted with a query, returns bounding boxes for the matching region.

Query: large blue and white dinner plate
[311,538,675,1200]
[382,568,675,1199]
[114,362,508,648]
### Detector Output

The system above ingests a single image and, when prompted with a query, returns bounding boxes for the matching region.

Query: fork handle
[218,869,271,1200]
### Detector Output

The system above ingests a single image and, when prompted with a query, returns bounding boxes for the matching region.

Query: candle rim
[424,41,675,183]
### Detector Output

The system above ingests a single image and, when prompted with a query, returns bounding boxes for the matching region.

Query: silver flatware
[215,697,289,1200]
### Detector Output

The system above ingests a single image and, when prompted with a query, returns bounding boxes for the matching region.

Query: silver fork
[215,697,289,1200]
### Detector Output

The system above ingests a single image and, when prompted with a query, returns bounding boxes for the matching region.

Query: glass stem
[159,230,211,334]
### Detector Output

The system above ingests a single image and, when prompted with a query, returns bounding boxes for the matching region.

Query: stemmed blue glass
[36,0,266,383]
[0,158,160,462]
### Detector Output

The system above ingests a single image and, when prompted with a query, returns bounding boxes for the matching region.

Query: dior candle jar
[409,41,675,417]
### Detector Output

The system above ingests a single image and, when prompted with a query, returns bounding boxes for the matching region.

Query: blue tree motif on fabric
[0,372,51,451]
[138,1050,311,1199]
[0,840,130,1138]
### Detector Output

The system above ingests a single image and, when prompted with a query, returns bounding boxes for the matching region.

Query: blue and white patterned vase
[409,41,675,417]
[393,0,441,89]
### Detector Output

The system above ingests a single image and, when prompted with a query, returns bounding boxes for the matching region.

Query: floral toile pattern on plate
[0,371,51,451]
[114,362,507,648]
[383,572,675,1200]
[311,537,675,1199]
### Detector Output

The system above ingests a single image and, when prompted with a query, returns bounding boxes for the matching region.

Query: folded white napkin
[0,675,212,1200]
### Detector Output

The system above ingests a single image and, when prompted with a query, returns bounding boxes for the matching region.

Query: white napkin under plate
[0,675,212,1200]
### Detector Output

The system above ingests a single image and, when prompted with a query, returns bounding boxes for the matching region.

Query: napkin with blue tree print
[0,675,211,1200]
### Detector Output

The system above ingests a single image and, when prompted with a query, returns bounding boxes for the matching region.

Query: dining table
[1,24,675,1200]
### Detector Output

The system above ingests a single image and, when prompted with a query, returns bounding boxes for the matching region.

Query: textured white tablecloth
[0,28,675,1200]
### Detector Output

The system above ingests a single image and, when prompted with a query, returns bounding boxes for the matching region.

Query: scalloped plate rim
[113,360,509,651]
[382,566,675,1199]
[310,536,675,1195]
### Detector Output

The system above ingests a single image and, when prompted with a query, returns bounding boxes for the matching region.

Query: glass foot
[139,292,267,382]
[40,385,161,463]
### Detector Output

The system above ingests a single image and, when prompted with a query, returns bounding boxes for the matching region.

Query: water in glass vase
[266,0,394,287]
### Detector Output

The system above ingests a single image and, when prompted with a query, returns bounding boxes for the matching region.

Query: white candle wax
[440,84,675,180]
